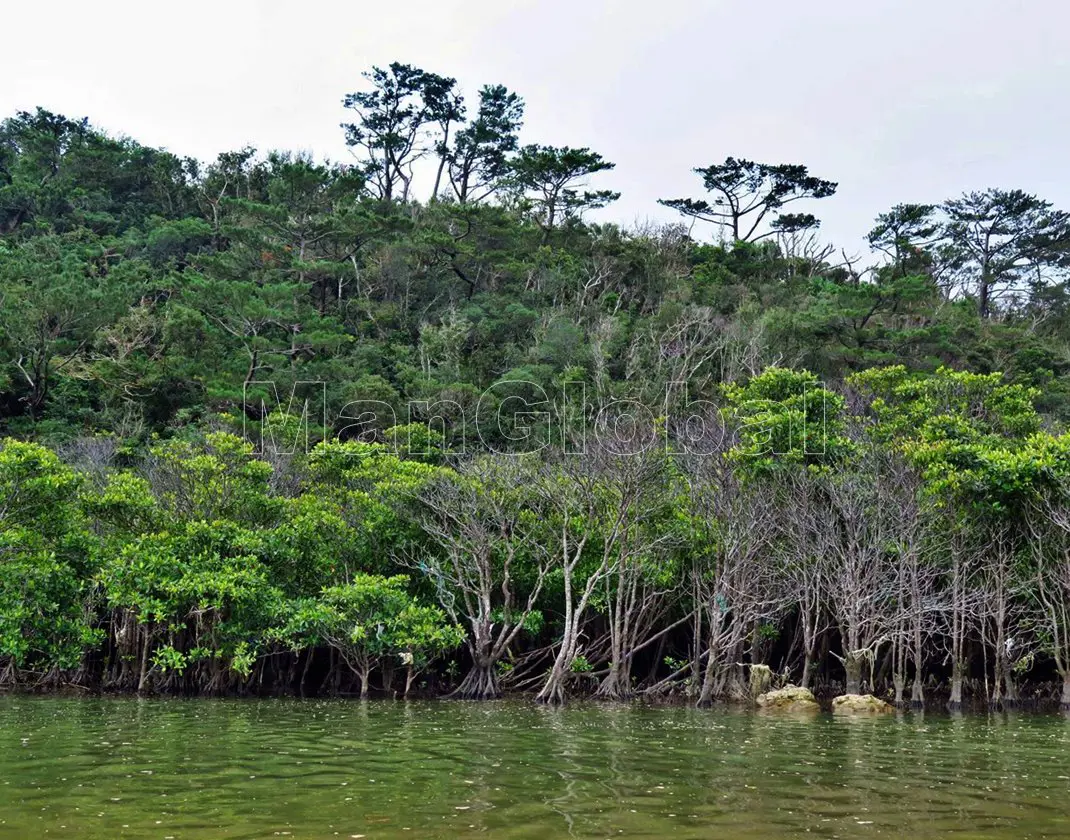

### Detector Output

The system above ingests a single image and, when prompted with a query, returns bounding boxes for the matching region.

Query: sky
[3,0,1068,254]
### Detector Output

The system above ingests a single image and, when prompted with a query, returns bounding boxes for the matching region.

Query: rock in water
[831,694,893,715]
[756,685,820,712]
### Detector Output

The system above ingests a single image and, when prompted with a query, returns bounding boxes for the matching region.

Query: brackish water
[2,698,1070,838]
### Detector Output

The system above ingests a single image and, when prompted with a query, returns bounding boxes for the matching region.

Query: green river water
[1,696,1069,838]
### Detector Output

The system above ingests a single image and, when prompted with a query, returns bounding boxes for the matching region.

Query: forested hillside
[2,63,1070,707]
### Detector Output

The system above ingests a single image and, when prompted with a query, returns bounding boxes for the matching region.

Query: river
[1,696,1068,838]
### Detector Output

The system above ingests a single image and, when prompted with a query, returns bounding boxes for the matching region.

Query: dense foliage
[1,62,1070,707]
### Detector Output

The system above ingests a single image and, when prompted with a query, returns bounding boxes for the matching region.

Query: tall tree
[414,456,552,699]
[427,79,466,201]
[939,188,1070,318]
[867,203,939,278]
[342,63,460,203]
[0,234,135,418]
[533,442,660,705]
[812,448,899,696]
[447,84,524,204]
[0,108,193,237]
[508,145,618,242]
[660,157,837,242]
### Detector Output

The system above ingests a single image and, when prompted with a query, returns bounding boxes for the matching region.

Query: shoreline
[4,686,1070,716]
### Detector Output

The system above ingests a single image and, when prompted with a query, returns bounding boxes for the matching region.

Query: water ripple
[1,698,1069,838]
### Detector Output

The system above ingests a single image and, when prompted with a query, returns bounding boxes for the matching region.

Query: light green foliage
[850,365,1041,441]
[272,574,463,681]
[849,366,1068,509]
[569,654,593,674]
[0,439,82,534]
[147,432,279,525]
[84,471,159,534]
[722,367,849,474]
[0,439,100,671]
[100,520,283,677]
[306,437,443,558]
[262,493,352,598]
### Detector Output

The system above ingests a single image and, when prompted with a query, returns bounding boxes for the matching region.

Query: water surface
[1,696,1068,838]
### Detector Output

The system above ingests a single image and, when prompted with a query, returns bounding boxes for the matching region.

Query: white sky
[4,0,1068,254]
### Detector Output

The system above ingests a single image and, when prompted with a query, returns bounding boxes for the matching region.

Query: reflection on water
[0,696,1069,838]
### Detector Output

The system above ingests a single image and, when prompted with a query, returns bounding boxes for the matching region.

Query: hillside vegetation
[1,63,1070,707]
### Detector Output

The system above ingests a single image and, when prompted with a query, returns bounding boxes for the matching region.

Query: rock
[831,693,893,715]
[756,685,820,712]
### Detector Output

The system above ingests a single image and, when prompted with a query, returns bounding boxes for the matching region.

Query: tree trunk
[536,654,569,706]
[381,658,395,696]
[596,575,635,701]
[298,649,313,696]
[451,660,500,700]
[910,673,925,709]
[749,664,772,701]
[948,661,964,710]
[136,630,153,694]
[843,652,863,695]
[536,553,591,706]
[892,674,905,707]
[537,616,580,706]
[799,600,819,690]
[727,659,748,701]
[911,635,925,709]
[690,579,703,692]
[979,274,991,319]
[892,636,906,707]
[1002,668,1019,708]
[696,649,718,708]
[595,658,632,701]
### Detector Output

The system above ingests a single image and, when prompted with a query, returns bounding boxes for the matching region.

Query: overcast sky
[4,0,1068,252]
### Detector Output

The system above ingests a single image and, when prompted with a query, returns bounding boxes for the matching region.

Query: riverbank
[5,680,1070,715]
